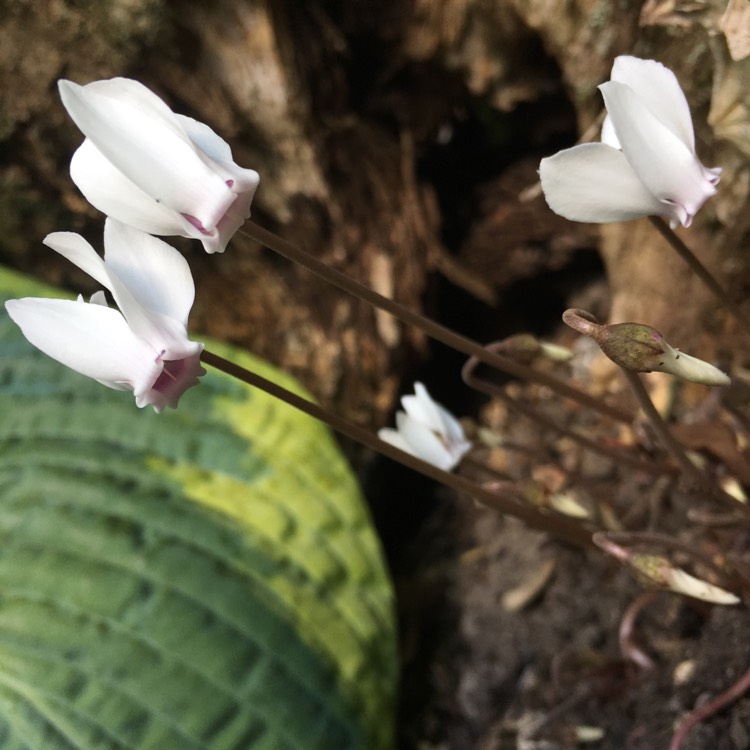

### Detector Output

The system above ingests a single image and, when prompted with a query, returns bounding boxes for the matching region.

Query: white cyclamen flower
[5,218,205,412]
[378,382,471,471]
[58,78,260,254]
[540,56,721,228]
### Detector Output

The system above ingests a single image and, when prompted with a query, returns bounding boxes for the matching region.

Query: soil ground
[373,334,750,750]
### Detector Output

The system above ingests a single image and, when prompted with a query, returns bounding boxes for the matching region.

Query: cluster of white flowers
[4,55,728,467]
[5,75,473,471]
[6,78,260,412]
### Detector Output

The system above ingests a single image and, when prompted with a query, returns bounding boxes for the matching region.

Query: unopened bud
[562,309,730,386]
[631,553,739,604]
[496,333,574,365]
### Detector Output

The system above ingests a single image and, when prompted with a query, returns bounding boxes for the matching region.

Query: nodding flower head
[540,56,720,228]
[58,77,260,253]
[378,382,472,471]
[5,218,205,412]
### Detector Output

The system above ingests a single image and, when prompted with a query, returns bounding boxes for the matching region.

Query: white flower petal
[377,427,418,457]
[402,382,445,434]
[600,115,620,148]
[59,79,236,232]
[396,413,457,470]
[435,403,469,448]
[99,221,200,360]
[540,143,665,223]
[44,223,199,362]
[70,78,186,136]
[175,114,259,182]
[381,383,471,470]
[177,115,261,194]
[610,56,695,150]
[42,231,112,291]
[70,139,198,237]
[209,194,253,254]
[103,219,195,328]
[599,81,717,227]
[177,115,235,163]
[5,297,161,395]
[403,382,470,452]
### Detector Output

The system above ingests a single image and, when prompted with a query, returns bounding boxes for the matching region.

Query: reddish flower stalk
[669,661,750,750]
[201,348,595,549]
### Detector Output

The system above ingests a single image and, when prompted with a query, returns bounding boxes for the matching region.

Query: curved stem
[620,368,707,485]
[648,216,750,336]
[619,590,660,671]
[562,308,605,340]
[462,345,674,477]
[669,661,750,750]
[618,370,750,518]
[201,349,595,549]
[240,221,633,424]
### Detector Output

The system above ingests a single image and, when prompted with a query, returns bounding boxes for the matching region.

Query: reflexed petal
[177,115,261,193]
[103,219,195,327]
[59,79,236,231]
[396,413,456,470]
[599,81,717,226]
[377,427,416,457]
[68,78,186,138]
[104,280,198,362]
[43,230,111,291]
[177,115,235,163]
[600,115,620,148]
[5,297,161,395]
[100,221,200,360]
[44,222,199,362]
[539,143,664,223]
[435,403,468,448]
[71,139,196,236]
[610,56,695,149]
[402,382,445,435]
[409,382,468,449]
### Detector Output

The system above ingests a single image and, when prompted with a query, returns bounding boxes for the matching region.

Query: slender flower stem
[648,216,750,336]
[462,346,674,477]
[669,661,750,750]
[201,349,595,549]
[240,221,633,424]
[619,369,750,517]
[619,590,659,671]
[619,369,710,484]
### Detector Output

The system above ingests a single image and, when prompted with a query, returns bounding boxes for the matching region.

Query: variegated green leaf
[0,266,397,750]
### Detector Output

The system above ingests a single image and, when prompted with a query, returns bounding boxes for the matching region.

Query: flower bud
[563,310,730,386]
